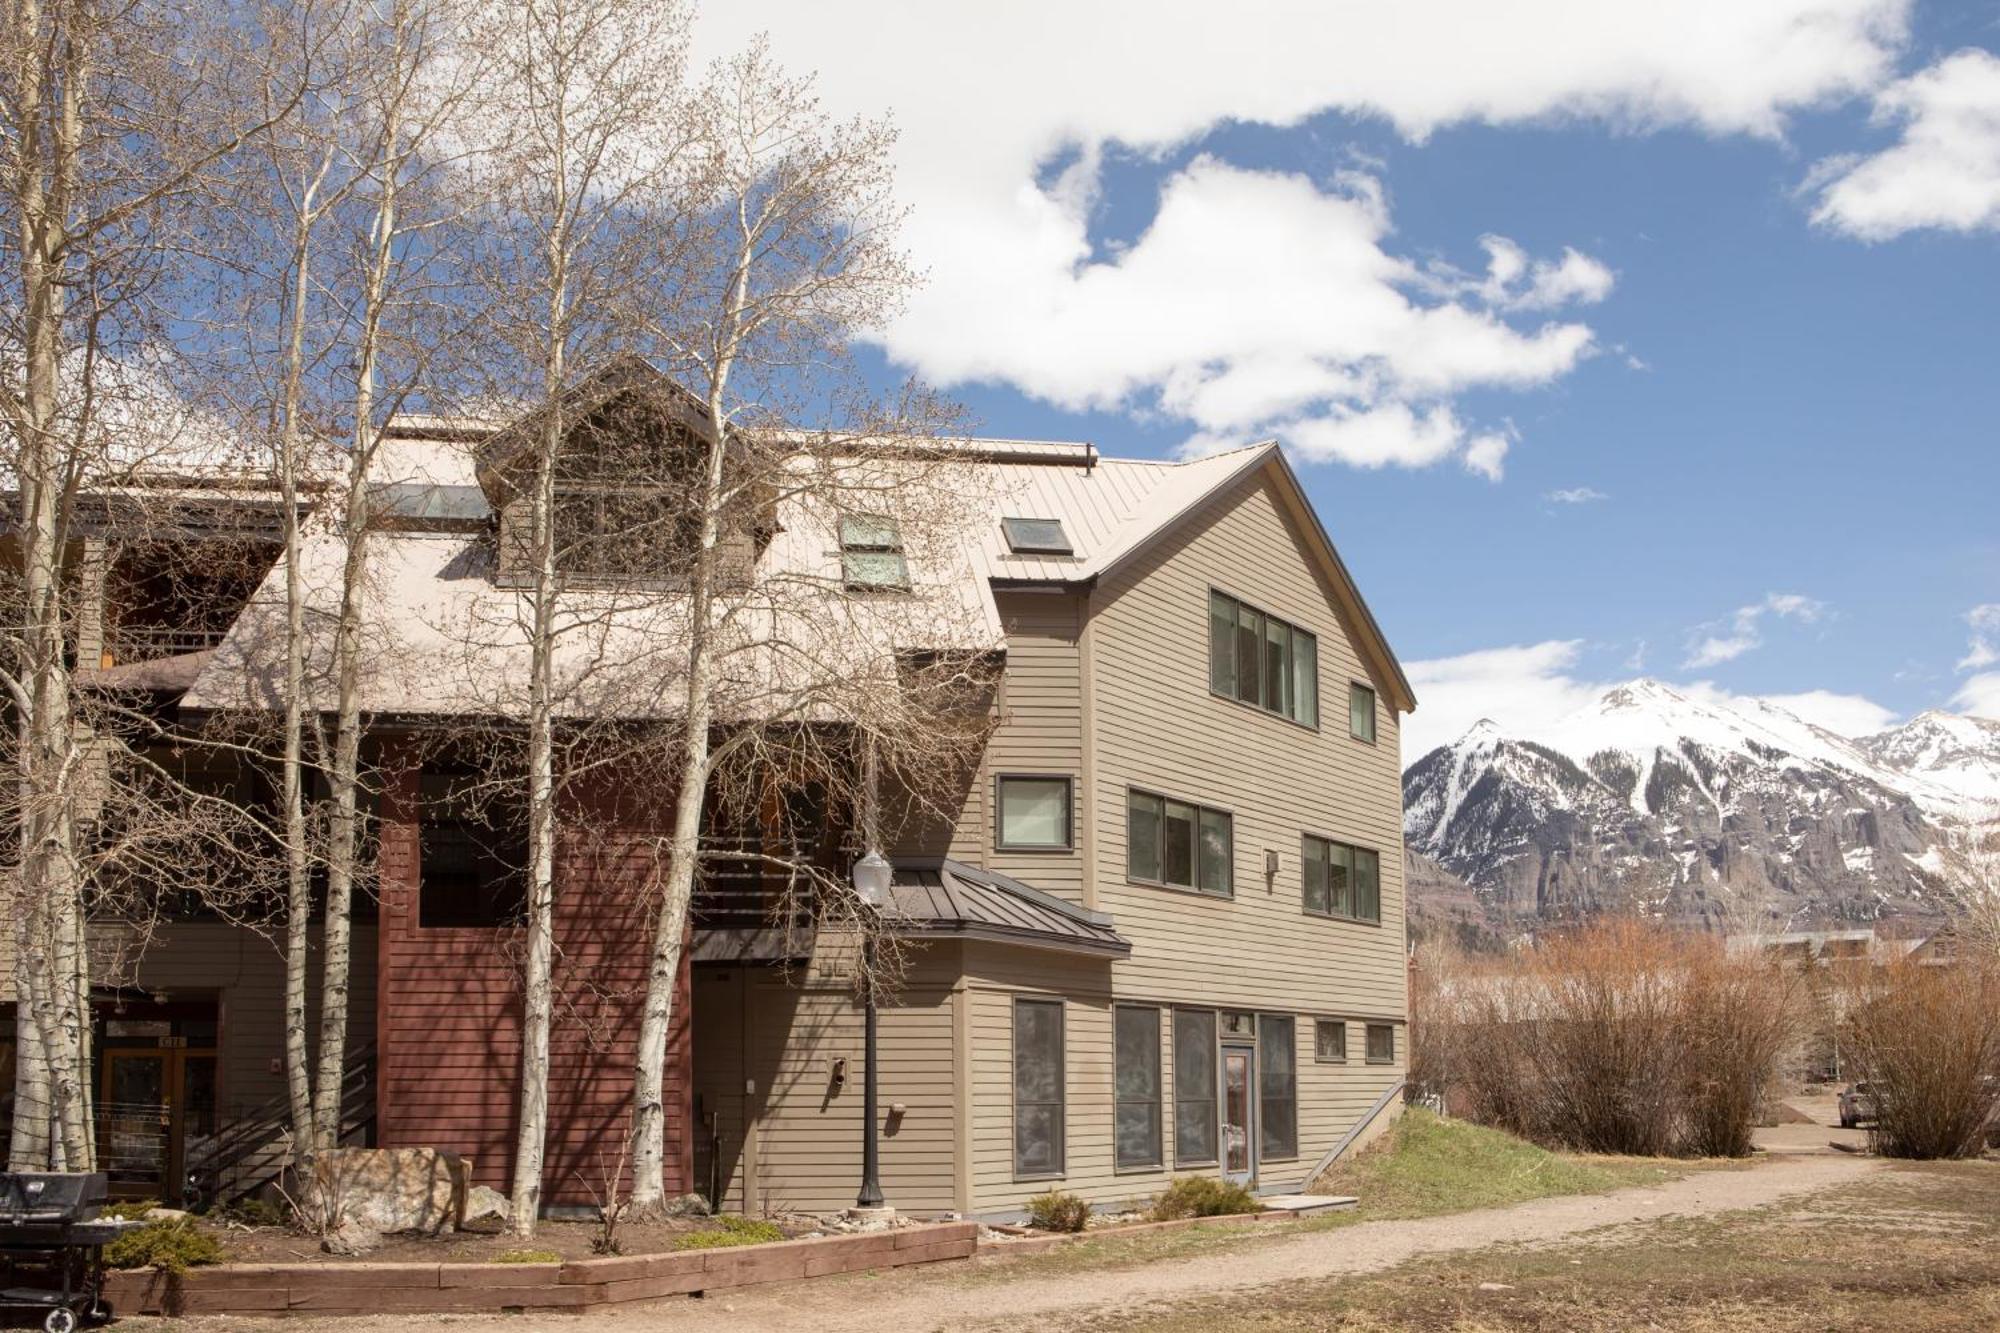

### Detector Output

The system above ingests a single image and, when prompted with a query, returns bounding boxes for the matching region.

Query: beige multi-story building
[689,428,1417,1218]
[15,366,1414,1219]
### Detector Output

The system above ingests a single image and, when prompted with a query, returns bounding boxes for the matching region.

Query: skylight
[1001,516,1074,555]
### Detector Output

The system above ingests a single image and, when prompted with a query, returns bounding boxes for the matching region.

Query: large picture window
[1301,835,1382,924]
[1208,590,1318,727]
[996,775,1073,850]
[1258,1014,1297,1160]
[1127,789,1232,897]
[1114,1007,1163,1169]
[1173,1009,1219,1165]
[1013,999,1066,1177]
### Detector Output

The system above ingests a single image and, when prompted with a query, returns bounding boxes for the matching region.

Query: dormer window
[1001,516,1073,555]
[839,513,909,591]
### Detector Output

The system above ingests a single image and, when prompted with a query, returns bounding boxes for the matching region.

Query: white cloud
[1404,637,1902,758]
[1454,237,1616,311]
[1546,486,1609,504]
[1404,640,1607,759]
[1811,48,2000,239]
[1750,688,1899,736]
[1955,672,2000,719]
[694,2,1908,471]
[1959,603,2000,672]
[1683,592,1828,669]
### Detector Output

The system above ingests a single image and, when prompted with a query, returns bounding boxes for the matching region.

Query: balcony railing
[104,625,229,664]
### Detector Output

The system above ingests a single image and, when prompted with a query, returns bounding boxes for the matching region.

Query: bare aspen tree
[0,0,291,1170]
[466,0,694,1233]
[616,41,994,1211]
[300,0,491,1155]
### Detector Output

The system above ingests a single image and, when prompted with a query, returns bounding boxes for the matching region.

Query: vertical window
[1314,1019,1347,1062]
[1293,632,1318,735]
[1208,591,1317,726]
[1349,682,1377,743]
[1173,1009,1218,1165]
[1258,1015,1297,1160]
[1354,847,1381,922]
[1234,602,1263,709]
[1301,835,1379,924]
[996,776,1072,850]
[1366,1023,1395,1065]
[1162,799,1196,887]
[419,770,528,928]
[839,513,909,591]
[1114,1007,1163,1169]
[1126,790,1162,883]
[1013,999,1065,1176]
[1127,789,1231,897]
[1208,592,1236,698]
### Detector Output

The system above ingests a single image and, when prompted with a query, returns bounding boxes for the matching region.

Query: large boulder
[311,1148,471,1236]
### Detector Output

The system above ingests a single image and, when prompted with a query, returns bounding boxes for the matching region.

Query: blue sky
[698,2,2000,755]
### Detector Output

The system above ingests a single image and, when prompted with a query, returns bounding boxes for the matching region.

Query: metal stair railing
[186,1042,376,1206]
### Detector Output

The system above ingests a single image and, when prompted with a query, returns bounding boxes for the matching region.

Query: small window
[1315,1019,1348,1062]
[1173,1009,1218,1165]
[1258,1014,1297,1160]
[1302,834,1380,924]
[1127,788,1232,897]
[1365,1023,1395,1065]
[1001,516,1073,555]
[1013,998,1065,1177]
[1209,591,1317,726]
[1220,1011,1255,1038]
[839,512,909,591]
[1114,1007,1162,1169]
[996,775,1072,850]
[419,771,527,928]
[1349,682,1377,743]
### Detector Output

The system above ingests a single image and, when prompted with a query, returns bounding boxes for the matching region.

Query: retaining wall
[102,1222,979,1317]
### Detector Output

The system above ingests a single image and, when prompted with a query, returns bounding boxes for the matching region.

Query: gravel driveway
[242,1152,1881,1333]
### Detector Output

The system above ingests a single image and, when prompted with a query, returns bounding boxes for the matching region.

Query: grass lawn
[977,1109,1712,1281]
[1080,1159,2000,1331]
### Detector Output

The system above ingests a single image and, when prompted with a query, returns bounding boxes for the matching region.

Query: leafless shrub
[1841,956,2000,1160]
[1420,921,1803,1157]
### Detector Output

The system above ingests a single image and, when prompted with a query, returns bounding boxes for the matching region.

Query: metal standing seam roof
[884,858,1130,958]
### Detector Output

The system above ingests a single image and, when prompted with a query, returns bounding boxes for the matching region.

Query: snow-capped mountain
[1403,681,1999,935]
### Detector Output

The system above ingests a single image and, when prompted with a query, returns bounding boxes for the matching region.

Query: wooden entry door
[98,1046,217,1203]
[1221,1044,1257,1187]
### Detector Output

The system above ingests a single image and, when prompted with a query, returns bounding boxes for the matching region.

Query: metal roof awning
[884,858,1130,958]
[689,857,1130,963]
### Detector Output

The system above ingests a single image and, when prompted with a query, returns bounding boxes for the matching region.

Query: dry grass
[1075,1160,2000,1332]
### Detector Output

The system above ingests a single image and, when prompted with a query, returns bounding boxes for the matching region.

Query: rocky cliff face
[1402,682,1997,936]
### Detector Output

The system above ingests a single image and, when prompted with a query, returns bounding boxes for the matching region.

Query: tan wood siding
[89,920,379,1126]
[951,470,1409,1213]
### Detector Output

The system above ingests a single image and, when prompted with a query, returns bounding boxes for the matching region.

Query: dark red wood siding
[375,741,692,1207]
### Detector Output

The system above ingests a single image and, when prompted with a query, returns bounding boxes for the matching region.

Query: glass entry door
[98,1045,217,1203]
[1221,1044,1256,1186]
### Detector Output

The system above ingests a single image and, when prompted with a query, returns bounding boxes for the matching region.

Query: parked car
[1838,1081,1877,1129]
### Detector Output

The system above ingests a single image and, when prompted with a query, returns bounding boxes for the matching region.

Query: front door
[1221,1044,1256,1186]
[98,1045,218,1203]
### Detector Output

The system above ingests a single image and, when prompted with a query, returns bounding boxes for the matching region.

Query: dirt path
[263,1153,1879,1333]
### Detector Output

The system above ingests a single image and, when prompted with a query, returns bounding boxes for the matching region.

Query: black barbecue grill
[0,1173,133,1332]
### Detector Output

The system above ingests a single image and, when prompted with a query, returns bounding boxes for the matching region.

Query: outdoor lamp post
[852,849,894,1213]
